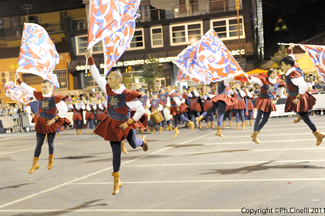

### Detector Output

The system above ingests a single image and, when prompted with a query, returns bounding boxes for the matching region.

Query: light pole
[22,4,32,23]
[236,0,242,66]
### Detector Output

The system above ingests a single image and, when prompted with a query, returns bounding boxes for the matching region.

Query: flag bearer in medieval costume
[196,74,238,137]
[149,92,164,134]
[139,88,151,133]
[85,100,96,134]
[95,99,106,125]
[72,100,83,135]
[244,87,254,127]
[15,74,70,174]
[203,86,215,129]
[230,81,246,130]
[181,86,191,127]
[244,69,286,143]
[222,104,233,128]
[281,56,324,146]
[166,85,194,137]
[189,86,202,128]
[159,86,173,131]
[86,51,149,195]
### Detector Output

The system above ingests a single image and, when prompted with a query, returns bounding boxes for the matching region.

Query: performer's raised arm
[15,74,37,98]
[85,50,107,93]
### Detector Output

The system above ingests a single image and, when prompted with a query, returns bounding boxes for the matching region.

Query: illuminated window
[151,26,163,48]
[76,35,103,55]
[211,17,245,40]
[129,29,145,50]
[170,22,202,46]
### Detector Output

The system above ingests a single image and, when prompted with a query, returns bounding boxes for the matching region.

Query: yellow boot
[188,121,194,130]
[250,120,253,126]
[216,126,225,138]
[151,127,156,134]
[168,124,173,131]
[112,171,122,195]
[57,133,60,139]
[211,122,215,129]
[229,121,233,127]
[313,130,325,146]
[236,122,240,130]
[198,122,203,130]
[29,157,40,174]
[121,142,128,154]
[294,115,302,123]
[48,154,54,170]
[252,131,260,144]
[147,127,151,132]
[74,129,79,135]
[206,122,211,129]
[245,120,248,126]
[222,121,226,128]
[241,122,245,130]
[87,129,90,135]
[79,129,82,135]
[196,115,204,125]
[174,127,180,137]
[141,135,148,151]
[165,125,170,131]
[159,127,164,134]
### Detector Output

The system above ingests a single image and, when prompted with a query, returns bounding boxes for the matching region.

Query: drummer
[148,92,164,134]
[159,86,173,131]
[139,88,151,132]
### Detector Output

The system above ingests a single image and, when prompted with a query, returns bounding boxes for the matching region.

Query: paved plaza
[1,116,325,215]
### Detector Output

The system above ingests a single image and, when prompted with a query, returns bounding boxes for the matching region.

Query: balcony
[138,0,242,22]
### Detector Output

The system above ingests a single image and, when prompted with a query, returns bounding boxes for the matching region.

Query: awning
[235,68,269,81]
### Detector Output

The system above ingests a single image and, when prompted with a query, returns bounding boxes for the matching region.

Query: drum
[150,109,164,124]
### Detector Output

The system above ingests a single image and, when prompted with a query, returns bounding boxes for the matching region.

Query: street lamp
[236,0,242,66]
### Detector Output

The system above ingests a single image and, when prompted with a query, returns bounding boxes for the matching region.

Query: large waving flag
[103,18,136,75]
[176,69,200,83]
[299,44,325,78]
[174,29,244,84]
[5,82,30,104]
[17,23,59,77]
[87,0,140,50]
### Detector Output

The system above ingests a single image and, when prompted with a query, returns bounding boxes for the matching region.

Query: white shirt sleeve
[56,100,68,118]
[166,96,171,107]
[239,90,246,97]
[291,77,307,95]
[246,91,253,98]
[20,83,37,99]
[158,104,163,111]
[81,103,86,110]
[277,87,284,97]
[86,104,91,111]
[193,90,199,97]
[126,98,145,121]
[98,103,104,110]
[26,106,31,114]
[146,99,150,107]
[173,96,181,106]
[90,64,107,93]
[224,74,235,86]
[187,92,193,97]
[203,95,208,100]
[93,104,97,110]
[229,89,234,95]
[67,104,73,110]
[181,99,185,103]
[250,77,263,86]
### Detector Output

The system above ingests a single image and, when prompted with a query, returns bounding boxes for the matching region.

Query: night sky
[263,0,325,58]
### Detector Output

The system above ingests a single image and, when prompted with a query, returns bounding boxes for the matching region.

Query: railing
[137,0,242,22]
[70,18,87,31]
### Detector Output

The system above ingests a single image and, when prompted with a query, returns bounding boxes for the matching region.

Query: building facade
[68,0,264,91]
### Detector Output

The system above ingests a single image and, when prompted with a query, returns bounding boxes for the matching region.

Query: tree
[142,55,164,89]
[271,45,287,69]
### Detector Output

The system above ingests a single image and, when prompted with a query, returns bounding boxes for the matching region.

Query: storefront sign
[75,50,245,70]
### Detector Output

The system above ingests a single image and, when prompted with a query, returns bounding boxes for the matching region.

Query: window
[76,35,103,55]
[179,0,198,15]
[151,26,163,48]
[170,22,202,46]
[53,70,68,89]
[129,29,144,50]
[211,17,245,40]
